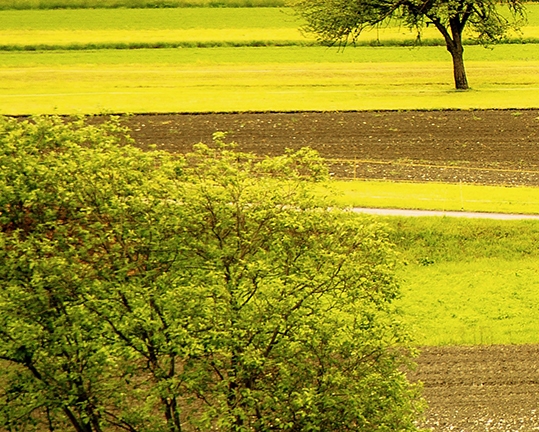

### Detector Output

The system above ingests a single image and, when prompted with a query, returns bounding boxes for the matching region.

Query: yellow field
[2,25,539,49]
[1,6,539,114]
[1,28,309,46]
[1,7,538,49]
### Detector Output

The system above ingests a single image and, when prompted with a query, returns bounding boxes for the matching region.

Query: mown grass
[383,216,539,345]
[2,45,539,114]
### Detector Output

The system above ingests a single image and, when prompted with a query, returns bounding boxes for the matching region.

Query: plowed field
[125,109,539,431]
[125,109,539,186]
[411,345,539,431]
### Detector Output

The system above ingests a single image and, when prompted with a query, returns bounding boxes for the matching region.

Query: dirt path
[124,109,539,431]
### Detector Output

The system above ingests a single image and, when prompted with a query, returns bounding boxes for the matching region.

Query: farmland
[2,2,539,430]
[2,6,539,114]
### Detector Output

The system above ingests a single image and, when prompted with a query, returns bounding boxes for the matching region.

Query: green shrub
[0,116,422,431]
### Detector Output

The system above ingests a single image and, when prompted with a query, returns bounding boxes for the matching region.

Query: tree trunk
[427,16,470,90]
[448,45,469,90]
[447,17,469,90]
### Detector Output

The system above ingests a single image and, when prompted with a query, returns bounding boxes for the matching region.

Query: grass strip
[0,40,318,50]
[387,216,539,263]
[326,180,539,215]
[3,44,538,64]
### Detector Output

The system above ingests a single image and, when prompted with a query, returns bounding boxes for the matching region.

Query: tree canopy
[0,116,423,431]
[291,0,526,89]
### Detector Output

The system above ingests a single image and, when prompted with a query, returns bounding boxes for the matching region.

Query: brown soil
[124,109,539,185]
[410,345,539,431]
[124,109,539,431]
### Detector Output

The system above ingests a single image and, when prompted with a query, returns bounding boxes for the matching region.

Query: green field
[1,6,539,114]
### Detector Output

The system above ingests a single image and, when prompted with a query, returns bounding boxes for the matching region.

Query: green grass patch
[382,217,539,345]
[327,180,539,214]
[398,257,539,345]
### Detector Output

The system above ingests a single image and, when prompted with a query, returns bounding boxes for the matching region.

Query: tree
[291,0,526,90]
[0,116,423,431]
[0,115,172,431]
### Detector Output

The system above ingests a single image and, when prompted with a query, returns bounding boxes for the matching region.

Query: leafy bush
[0,115,423,431]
